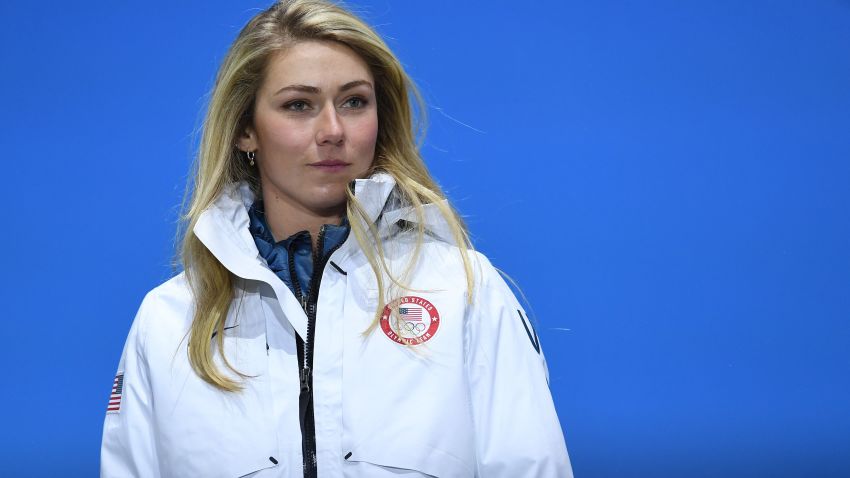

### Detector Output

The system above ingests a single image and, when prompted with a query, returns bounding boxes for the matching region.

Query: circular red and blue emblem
[380,296,440,345]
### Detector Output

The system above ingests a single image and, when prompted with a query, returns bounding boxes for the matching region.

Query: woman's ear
[237,124,258,152]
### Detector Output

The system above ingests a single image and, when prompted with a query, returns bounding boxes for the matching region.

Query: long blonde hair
[181,0,474,391]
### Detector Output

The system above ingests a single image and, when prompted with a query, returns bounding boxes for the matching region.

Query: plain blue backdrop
[1,1,848,477]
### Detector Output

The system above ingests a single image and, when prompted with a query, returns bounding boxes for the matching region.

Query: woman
[101,1,572,476]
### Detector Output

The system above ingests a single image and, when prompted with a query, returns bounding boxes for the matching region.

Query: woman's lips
[309,160,350,173]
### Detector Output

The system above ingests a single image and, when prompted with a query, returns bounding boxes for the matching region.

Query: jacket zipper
[287,240,315,477]
[289,226,345,478]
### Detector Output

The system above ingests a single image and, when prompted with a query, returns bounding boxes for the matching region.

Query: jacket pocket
[342,433,473,478]
[155,325,285,477]
[233,456,287,478]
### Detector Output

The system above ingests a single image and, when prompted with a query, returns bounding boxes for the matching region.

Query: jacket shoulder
[468,250,503,290]
[143,272,193,310]
[132,272,195,350]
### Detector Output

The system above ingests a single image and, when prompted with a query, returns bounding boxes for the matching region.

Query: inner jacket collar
[247,201,350,300]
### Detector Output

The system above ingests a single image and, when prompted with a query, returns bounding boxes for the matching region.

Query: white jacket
[101,174,573,478]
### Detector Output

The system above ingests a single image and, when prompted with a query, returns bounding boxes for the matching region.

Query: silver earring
[247,150,256,166]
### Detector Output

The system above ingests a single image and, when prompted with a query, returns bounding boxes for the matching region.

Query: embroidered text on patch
[107,372,124,413]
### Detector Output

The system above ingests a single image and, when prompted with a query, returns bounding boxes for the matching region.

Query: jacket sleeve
[466,254,573,477]
[101,293,160,478]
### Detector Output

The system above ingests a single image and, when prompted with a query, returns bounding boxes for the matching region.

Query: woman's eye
[284,100,310,111]
[342,97,367,108]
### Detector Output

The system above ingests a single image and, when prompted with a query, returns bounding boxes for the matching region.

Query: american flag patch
[399,307,422,321]
[107,372,124,413]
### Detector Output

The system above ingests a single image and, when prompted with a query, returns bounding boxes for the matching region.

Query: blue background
[1,1,848,476]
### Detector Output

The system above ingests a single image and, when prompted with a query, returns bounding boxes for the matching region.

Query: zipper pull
[299,366,312,393]
[300,295,308,313]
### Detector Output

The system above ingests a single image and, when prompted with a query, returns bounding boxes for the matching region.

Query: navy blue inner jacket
[248,200,350,299]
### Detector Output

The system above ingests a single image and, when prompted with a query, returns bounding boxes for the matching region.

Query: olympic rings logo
[390,317,428,335]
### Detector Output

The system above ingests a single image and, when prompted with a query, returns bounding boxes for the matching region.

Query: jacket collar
[191,172,454,338]
[196,172,454,257]
[351,173,455,245]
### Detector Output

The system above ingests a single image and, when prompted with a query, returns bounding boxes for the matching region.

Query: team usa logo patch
[380,296,440,345]
[107,372,124,414]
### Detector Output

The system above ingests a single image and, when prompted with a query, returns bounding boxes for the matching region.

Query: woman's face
[239,40,378,216]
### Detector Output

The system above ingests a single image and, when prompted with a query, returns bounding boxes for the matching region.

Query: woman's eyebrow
[273,80,373,96]
[339,79,373,92]
[274,84,320,95]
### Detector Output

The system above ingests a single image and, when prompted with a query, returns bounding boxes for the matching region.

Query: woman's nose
[316,105,344,145]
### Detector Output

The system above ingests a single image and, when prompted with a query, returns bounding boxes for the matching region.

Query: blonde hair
[181,0,474,391]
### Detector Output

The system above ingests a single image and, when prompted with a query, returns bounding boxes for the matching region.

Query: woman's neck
[260,191,344,250]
